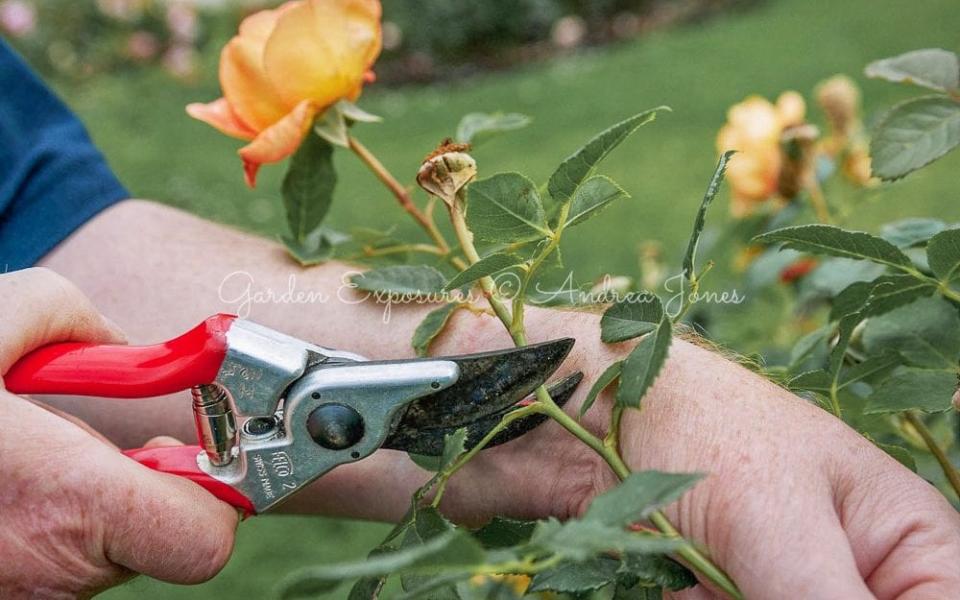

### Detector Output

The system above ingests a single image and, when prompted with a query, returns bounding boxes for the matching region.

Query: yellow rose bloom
[187,0,382,187]
[716,92,807,216]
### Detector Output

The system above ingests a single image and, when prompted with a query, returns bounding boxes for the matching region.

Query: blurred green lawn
[43,0,957,597]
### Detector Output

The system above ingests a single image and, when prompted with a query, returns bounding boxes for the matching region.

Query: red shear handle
[4,314,236,398]
[125,446,256,515]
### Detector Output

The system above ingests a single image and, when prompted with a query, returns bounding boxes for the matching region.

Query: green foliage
[927,229,960,282]
[412,303,462,357]
[455,112,531,145]
[617,317,673,408]
[865,48,960,180]
[682,151,734,280]
[584,471,702,525]
[282,132,337,253]
[862,297,960,369]
[865,369,956,414]
[601,294,664,343]
[580,360,623,418]
[866,48,960,93]
[869,96,960,181]
[443,253,520,290]
[547,108,666,205]
[529,556,621,593]
[881,218,949,248]
[565,176,631,228]
[465,173,549,243]
[281,470,697,598]
[754,225,914,270]
[351,265,447,297]
[279,527,485,598]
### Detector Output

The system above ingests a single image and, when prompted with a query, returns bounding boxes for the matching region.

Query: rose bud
[816,75,861,137]
[416,140,477,206]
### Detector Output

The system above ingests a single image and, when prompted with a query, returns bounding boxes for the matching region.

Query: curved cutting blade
[382,338,575,452]
[383,369,582,456]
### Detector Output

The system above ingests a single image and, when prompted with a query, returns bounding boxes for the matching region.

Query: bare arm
[40,200,960,598]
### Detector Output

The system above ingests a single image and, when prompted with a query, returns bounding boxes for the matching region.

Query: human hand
[298,307,960,599]
[0,268,239,598]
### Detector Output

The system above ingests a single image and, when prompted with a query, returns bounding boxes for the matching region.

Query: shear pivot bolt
[307,404,364,450]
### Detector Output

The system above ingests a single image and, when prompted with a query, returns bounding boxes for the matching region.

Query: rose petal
[238,99,318,187]
[263,0,382,110]
[186,98,257,140]
[219,5,296,131]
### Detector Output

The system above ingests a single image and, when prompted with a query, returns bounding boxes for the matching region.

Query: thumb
[0,268,126,375]
[99,452,239,584]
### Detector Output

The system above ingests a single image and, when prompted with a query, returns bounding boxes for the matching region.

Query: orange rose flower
[716,92,806,216]
[187,0,382,187]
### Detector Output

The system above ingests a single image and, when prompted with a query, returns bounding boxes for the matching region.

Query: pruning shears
[5,314,579,515]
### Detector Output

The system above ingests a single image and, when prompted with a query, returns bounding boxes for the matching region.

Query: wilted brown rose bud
[416,140,477,206]
[778,123,819,200]
[816,75,861,137]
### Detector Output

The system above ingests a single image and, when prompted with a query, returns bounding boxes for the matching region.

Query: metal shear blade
[385,371,584,456]
[382,338,580,455]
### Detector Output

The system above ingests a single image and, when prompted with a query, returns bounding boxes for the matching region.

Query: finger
[99,453,239,584]
[0,268,126,374]
[142,435,184,449]
[721,491,874,600]
[24,397,118,448]
[836,459,960,599]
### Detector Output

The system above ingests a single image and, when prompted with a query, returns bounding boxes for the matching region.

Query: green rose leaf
[313,103,350,147]
[880,218,947,248]
[682,151,734,280]
[865,48,960,93]
[339,100,383,124]
[530,518,680,563]
[412,302,462,357]
[443,253,521,291]
[601,293,664,343]
[529,556,620,593]
[870,95,960,180]
[410,427,468,473]
[858,274,938,319]
[864,368,956,414]
[875,441,917,472]
[400,508,463,597]
[565,175,630,228]
[790,353,901,393]
[548,108,666,204]
[584,471,702,527]
[754,225,914,270]
[278,529,485,598]
[283,131,336,244]
[351,265,447,297]
[282,228,336,266]
[455,112,531,145]
[466,173,550,243]
[618,554,697,592]
[472,517,537,549]
[617,318,672,408]
[579,360,623,418]
[830,280,878,321]
[863,297,960,369]
[927,229,960,282]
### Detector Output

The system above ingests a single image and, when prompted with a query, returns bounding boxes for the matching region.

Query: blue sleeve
[0,39,128,271]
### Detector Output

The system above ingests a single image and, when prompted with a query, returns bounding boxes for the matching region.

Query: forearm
[37,199,791,528]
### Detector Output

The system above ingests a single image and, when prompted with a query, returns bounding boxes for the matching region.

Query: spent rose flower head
[187,0,382,187]
[716,92,808,216]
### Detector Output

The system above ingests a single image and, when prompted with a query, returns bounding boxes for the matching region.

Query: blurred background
[3,0,958,597]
